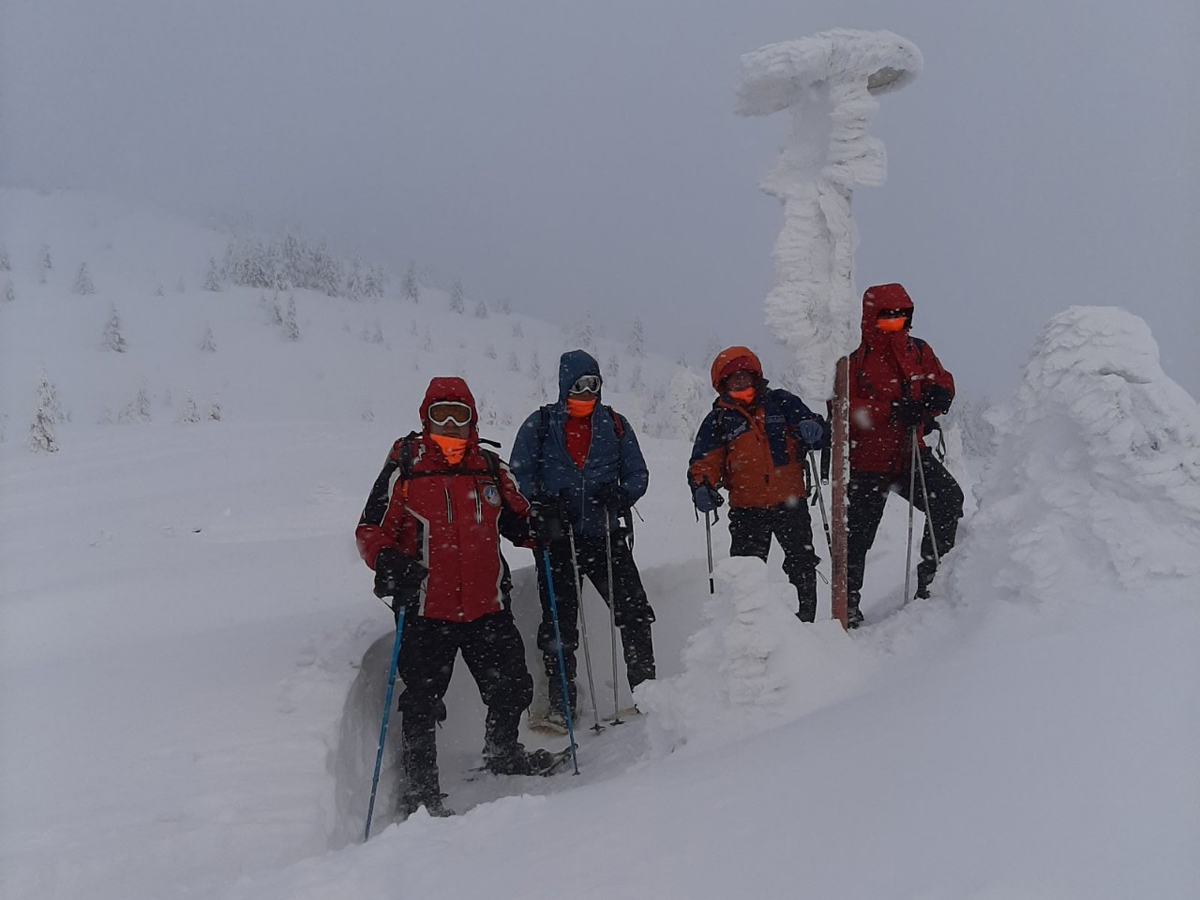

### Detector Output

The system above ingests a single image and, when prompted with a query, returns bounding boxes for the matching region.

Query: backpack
[393,431,503,502]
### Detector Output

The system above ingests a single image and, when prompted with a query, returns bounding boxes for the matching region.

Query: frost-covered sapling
[103,307,128,352]
[73,263,96,295]
[450,280,465,314]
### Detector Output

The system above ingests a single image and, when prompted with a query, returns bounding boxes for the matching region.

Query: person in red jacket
[356,377,552,817]
[688,347,827,621]
[841,284,964,627]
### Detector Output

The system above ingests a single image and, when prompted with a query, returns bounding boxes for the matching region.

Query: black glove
[891,397,926,427]
[373,547,428,601]
[921,384,953,415]
[530,492,568,545]
[691,482,724,513]
[594,481,629,513]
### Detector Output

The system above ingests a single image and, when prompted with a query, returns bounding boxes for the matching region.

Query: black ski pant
[847,448,964,607]
[728,503,821,621]
[535,530,656,714]
[396,609,533,807]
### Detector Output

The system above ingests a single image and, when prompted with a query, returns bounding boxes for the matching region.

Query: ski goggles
[569,375,602,394]
[426,401,473,427]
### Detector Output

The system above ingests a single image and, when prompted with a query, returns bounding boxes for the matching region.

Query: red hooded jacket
[356,377,533,623]
[841,284,955,476]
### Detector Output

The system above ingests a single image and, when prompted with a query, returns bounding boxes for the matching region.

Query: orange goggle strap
[728,387,756,403]
[875,316,908,333]
[430,433,468,464]
[566,397,597,418]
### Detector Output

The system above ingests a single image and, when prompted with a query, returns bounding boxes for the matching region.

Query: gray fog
[2,0,1197,400]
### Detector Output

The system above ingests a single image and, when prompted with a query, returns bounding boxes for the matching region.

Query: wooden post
[830,356,850,628]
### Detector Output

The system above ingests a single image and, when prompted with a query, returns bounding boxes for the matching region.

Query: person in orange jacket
[840,283,964,627]
[687,347,827,621]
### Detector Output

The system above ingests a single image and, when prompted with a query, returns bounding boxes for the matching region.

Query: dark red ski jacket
[356,377,533,623]
[841,284,955,477]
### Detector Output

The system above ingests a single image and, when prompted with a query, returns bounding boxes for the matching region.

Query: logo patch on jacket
[482,484,502,507]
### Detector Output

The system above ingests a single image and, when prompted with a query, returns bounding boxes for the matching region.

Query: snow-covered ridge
[0,188,712,447]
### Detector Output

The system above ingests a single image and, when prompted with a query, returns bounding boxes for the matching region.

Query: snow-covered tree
[72,263,96,295]
[203,258,222,292]
[345,256,365,300]
[154,282,165,297]
[449,280,465,314]
[421,327,433,353]
[474,299,489,319]
[282,296,300,341]
[364,265,385,299]
[628,318,645,358]
[0,241,10,271]
[209,403,221,422]
[29,371,61,452]
[364,322,384,344]
[485,343,497,359]
[664,367,708,439]
[572,313,596,353]
[605,353,620,380]
[629,364,644,391]
[508,351,521,373]
[200,325,217,353]
[39,246,52,284]
[403,263,420,303]
[511,321,524,338]
[102,307,127,352]
[176,276,186,294]
[3,282,15,304]
[179,393,201,423]
[499,297,512,315]
[361,401,375,422]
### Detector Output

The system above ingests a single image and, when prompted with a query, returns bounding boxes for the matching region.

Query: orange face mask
[430,433,468,465]
[566,397,597,418]
[876,316,908,333]
[729,387,756,403]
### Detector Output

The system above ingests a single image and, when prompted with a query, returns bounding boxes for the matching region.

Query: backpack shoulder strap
[395,431,421,500]
[605,405,625,439]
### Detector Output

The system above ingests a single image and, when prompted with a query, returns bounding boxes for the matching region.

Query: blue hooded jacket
[509,349,649,537]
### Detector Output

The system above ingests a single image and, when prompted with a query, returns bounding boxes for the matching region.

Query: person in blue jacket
[509,350,655,727]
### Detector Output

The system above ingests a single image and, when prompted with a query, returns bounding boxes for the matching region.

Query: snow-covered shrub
[449,280,465,314]
[29,372,61,452]
[282,297,299,341]
[203,258,222,291]
[73,263,95,295]
[102,307,127,352]
[200,325,217,352]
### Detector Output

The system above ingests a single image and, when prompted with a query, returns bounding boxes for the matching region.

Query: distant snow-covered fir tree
[605,353,620,380]
[72,263,96,295]
[154,282,165,297]
[421,327,433,353]
[511,320,524,338]
[664,367,708,439]
[203,258,222,291]
[363,321,384,344]
[410,319,419,336]
[200,325,217,352]
[572,313,596,353]
[403,263,420,303]
[282,296,300,341]
[0,241,10,271]
[529,348,542,381]
[118,386,152,423]
[209,403,221,422]
[450,280,465,314]
[628,318,645,358]
[102,307,128,352]
[364,265,385,299]
[4,282,15,304]
[345,256,365,300]
[361,401,375,422]
[508,351,521,373]
[485,343,497,359]
[176,275,186,294]
[179,393,201,424]
[270,292,284,326]
[474,299,489,319]
[498,297,512,315]
[39,246,52,284]
[29,372,61,452]
[630,363,644,391]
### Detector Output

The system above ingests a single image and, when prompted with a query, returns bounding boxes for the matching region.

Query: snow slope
[2,193,1197,900]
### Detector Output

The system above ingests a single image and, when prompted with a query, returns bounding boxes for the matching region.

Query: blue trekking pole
[364,604,406,842]
[542,549,580,775]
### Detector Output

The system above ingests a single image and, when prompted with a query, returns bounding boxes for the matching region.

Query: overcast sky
[2,0,1197,399]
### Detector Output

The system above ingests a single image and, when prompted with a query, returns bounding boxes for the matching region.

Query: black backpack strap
[605,405,625,439]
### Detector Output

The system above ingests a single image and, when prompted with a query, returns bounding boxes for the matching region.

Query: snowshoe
[474,746,574,778]
[529,708,572,735]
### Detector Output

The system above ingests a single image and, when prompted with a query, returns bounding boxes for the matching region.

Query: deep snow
[2,193,1197,900]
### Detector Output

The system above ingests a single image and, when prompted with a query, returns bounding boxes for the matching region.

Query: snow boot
[794,569,818,623]
[915,561,935,600]
[401,791,454,818]
[846,591,864,629]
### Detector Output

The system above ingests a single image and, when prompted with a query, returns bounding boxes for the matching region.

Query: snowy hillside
[2,193,1197,900]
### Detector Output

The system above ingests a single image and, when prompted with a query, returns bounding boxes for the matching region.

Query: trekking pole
[903,428,918,604]
[365,603,406,842]
[704,510,715,595]
[567,523,604,733]
[808,452,833,553]
[604,514,624,725]
[913,432,942,566]
[542,549,580,774]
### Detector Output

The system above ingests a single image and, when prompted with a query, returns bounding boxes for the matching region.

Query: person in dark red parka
[841,284,964,627]
[356,377,548,817]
